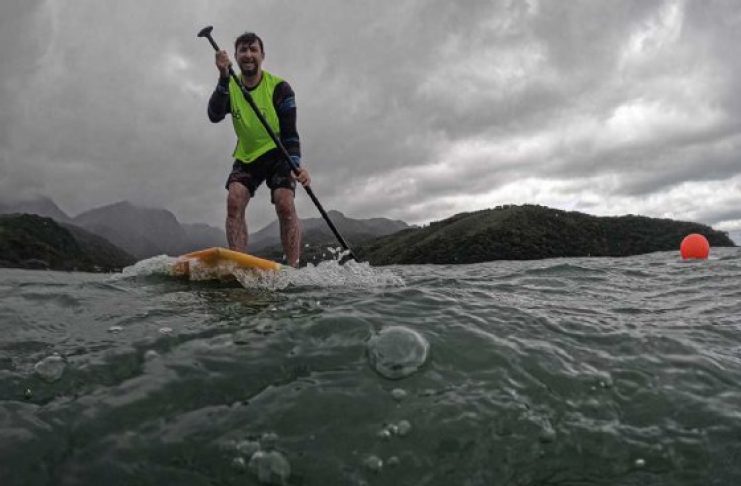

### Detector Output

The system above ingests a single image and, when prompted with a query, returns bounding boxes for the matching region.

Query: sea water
[1,248,740,485]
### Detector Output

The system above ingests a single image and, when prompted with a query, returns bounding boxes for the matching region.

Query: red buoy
[680,233,710,260]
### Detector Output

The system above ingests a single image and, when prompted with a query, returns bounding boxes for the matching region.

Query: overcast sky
[1,0,740,236]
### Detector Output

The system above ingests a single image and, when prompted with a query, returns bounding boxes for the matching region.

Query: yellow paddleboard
[172,247,282,277]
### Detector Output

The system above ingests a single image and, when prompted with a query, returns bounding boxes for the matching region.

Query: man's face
[235,40,264,77]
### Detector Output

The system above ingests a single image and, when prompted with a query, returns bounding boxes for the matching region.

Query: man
[207,32,310,267]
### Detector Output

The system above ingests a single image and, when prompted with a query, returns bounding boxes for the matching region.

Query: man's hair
[234,32,264,54]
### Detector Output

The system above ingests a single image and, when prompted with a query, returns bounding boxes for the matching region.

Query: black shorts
[225,150,296,203]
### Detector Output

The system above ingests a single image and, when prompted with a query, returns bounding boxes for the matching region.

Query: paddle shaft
[198,27,358,262]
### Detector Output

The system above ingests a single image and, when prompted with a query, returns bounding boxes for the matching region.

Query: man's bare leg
[273,188,301,267]
[226,182,250,252]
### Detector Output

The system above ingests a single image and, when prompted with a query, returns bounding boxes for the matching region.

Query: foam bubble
[236,439,260,456]
[232,456,247,471]
[235,258,405,291]
[260,432,279,451]
[249,450,291,485]
[391,388,408,401]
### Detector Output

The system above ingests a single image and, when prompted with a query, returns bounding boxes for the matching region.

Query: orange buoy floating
[680,233,710,260]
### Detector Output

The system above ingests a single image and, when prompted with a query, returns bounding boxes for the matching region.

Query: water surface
[1,249,740,485]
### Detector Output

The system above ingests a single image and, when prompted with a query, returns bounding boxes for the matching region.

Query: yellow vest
[228,70,283,164]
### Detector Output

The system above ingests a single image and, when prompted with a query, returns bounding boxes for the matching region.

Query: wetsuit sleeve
[273,81,301,164]
[207,76,231,123]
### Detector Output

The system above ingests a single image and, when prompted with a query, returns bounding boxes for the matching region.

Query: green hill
[357,205,735,265]
[0,214,135,272]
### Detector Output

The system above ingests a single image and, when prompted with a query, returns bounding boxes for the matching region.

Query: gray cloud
[1,0,740,233]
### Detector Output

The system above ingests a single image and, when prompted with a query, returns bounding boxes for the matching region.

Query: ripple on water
[2,249,741,483]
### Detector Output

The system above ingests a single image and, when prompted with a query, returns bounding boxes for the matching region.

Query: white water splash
[234,258,405,290]
[115,253,405,290]
[118,254,258,282]
[118,255,178,278]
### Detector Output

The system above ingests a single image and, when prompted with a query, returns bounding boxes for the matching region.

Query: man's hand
[293,167,311,187]
[215,50,231,78]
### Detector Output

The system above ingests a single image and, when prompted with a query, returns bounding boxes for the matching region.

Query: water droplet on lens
[249,451,269,481]
[261,432,279,451]
[34,355,66,383]
[236,439,260,456]
[249,450,291,484]
[363,455,383,473]
[396,420,412,437]
[232,456,247,471]
[539,425,556,443]
[367,326,429,380]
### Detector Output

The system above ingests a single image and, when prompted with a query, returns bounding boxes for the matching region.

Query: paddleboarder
[207,32,310,267]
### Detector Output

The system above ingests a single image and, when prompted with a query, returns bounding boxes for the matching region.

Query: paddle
[197,26,359,263]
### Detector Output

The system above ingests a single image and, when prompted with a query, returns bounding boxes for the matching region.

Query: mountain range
[249,210,411,262]
[0,196,411,260]
[1,197,736,269]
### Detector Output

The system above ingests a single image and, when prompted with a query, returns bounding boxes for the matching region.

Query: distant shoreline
[355,205,735,265]
[0,205,734,271]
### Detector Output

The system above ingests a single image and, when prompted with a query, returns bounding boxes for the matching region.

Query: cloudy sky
[1,0,740,237]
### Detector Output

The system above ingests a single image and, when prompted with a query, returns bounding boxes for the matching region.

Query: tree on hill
[357,205,734,265]
[0,214,135,271]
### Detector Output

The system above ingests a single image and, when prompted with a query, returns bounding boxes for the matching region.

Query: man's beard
[241,63,258,77]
